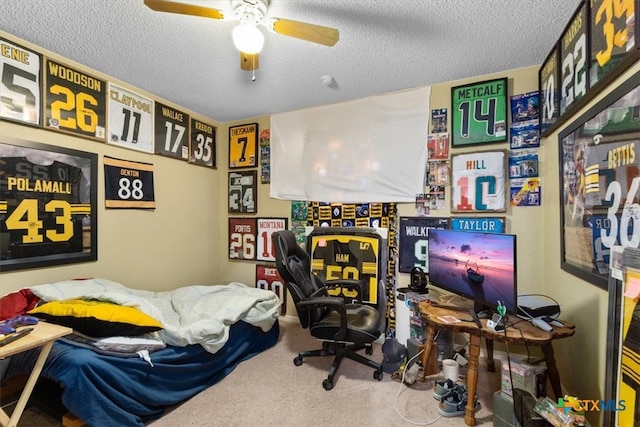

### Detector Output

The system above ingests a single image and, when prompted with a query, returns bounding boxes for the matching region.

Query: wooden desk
[417,302,575,426]
[0,322,72,427]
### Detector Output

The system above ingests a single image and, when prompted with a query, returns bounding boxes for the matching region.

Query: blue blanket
[42,320,279,426]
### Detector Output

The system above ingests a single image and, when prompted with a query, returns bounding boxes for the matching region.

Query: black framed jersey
[1,156,85,259]
[307,228,385,306]
[398,216,450,273]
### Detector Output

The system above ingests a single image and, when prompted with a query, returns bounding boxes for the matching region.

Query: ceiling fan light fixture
[232,23,265,54]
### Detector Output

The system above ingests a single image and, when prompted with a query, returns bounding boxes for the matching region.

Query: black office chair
[273,229,385,390]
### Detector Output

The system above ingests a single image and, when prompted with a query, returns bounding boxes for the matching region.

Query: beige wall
[2,31,638,427]
[1,32,224,293]
[539,62,640,421]
[215,65,639,427]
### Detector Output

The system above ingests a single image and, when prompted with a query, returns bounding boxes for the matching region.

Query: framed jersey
[451,77,508,147]
[228,170,257,214]
[559,1,589,117]
[256,218,287,261]
[189,118,216,168]
[539,44,560,133]
[44,59,107,141]
[306,227,387,307]
[0,37,42,127]
[559,73,640,290]
[228,217,257,261]
[398,216,450,273]
[107,83,154,153]
[255,264,286,315]
[0,138,97,271]
[154,101,190,160]
[229,123,258,168]
[589,0,638,90]
[451,150,507,213]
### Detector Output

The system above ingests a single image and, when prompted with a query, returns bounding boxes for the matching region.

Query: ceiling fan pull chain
[252,56,257,81]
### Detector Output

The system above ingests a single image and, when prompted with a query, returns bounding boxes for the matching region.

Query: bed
[2,278,281,427]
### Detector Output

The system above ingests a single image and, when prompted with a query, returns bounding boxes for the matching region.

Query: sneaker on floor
[437,389,480,417]
[432,378,463,401]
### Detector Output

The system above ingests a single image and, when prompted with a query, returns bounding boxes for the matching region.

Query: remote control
[531,317,552,332]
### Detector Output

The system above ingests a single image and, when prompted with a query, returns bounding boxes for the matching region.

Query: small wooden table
[0,322,72,427]
[417,302,575,426]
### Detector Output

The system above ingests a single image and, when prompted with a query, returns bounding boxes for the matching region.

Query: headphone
[409,266,428,292]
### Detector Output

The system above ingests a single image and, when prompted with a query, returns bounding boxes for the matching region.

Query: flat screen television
[427,229,518,314]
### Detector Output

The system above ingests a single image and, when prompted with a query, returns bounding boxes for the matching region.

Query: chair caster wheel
[322,379,334,390]
[374,369,383,381]
[293,356,303,366]
[365,346,373,355]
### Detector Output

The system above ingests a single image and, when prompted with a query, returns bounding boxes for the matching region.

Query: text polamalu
[7,177,71,194]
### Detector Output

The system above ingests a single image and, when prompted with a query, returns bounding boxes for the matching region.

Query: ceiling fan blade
[240,52,259,71]
[143,0,225,20]
[270,18,339,47]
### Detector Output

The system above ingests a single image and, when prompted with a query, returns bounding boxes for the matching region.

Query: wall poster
[558,70,639,289]
[0,138,98,271]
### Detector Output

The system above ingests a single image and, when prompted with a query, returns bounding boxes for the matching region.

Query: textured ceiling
[0,0,582,123]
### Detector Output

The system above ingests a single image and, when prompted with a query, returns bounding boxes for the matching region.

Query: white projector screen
[270,86,430,203]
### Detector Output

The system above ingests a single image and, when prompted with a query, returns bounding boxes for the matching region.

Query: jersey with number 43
[0,156,85,259]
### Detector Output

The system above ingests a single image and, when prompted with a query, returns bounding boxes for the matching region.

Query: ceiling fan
[143,0,339,71]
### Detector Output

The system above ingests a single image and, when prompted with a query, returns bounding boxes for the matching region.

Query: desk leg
[542,343,562,399]
[485,339,495,372]
[418,325,437,382]
[465,333,481,426]
[3,342,54,427]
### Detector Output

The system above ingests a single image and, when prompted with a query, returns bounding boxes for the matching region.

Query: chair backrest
[273,230,327,329]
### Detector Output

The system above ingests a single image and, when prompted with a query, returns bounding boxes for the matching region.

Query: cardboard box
[501,358,547,397]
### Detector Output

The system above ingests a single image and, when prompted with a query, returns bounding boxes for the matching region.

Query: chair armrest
[324,279,365,303]
[297,297,348,340]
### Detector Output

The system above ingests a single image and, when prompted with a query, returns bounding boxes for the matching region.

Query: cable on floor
[393,349,443,425]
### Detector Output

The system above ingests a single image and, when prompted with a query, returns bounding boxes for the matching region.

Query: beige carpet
[9,318,503,426]
[150,318,502,427]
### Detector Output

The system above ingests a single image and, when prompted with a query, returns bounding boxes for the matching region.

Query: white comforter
[30,278,282,354]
